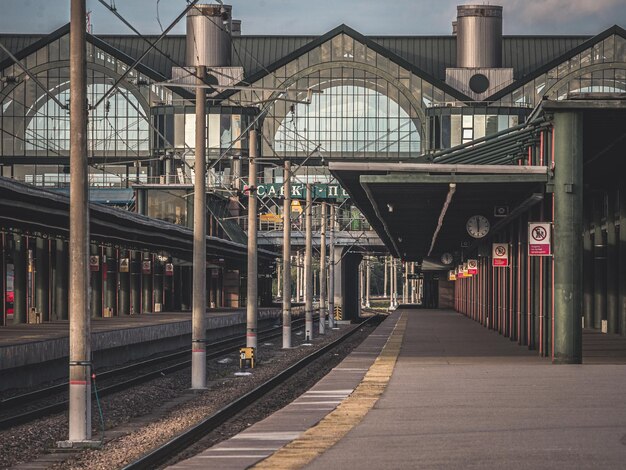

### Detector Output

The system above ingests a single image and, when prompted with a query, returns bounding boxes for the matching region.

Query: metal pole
[282,161,292,348]
[319,202,327,335]
[403,262,408,304]
[277,261,282,300]
[359,263,363,307]
[305,184,313,341]
[296,251,301,303]
[593,195,606,330]
[553,111,583,364]
[247,129,259,349]
[384,256,388,299]
[607,191,618,334]
[620,188,626,335]
[365,256,371,308]
[191,65,207,389]
[328,204,336,329]
[68,0,91,442]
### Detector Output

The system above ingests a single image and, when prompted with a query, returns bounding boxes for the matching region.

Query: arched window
[274,84,420,158]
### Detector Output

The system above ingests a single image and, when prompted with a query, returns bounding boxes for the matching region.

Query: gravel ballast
[0,317,382,469]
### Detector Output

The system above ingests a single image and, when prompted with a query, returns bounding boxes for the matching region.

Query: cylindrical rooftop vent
[231,19,242,36]
[456,4,502,68]
[186,4,232,67]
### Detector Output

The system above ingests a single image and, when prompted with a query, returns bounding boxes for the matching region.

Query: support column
[403,262,408,304]
[90,245,102,318]
[35,237,50,322]
[13,234,27,324]
[593,195,606,330]
[104,247,116,316]
[358,262,363,307]
[304,183,313,341]
[282,161,292,348]
[277,261,282,300]
[620,188,626,335]
[319,202,327,335]
[67,0,92,442]
[583,206,593,328]
[296,251,301,303]
[191,64,207,389]
[246,129,258,349]
[365,256,371,308]
[328,204,336,329]
[130,251,141,315]
[553,110,583,364]
[392,258,398,308]
[384,256,388,299]
[153,259,163,312]
[55,239,68,320]
[141,253,152,313]
[118,250,130,315]
[606,191,618,334]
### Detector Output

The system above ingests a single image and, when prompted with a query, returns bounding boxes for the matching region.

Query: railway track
[122,314,382,470]
[0,315,313,430]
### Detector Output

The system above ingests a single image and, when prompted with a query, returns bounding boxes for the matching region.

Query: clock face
[441,253,453,265]
[466,215,490,238]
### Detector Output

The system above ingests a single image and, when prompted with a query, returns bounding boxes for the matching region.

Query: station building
[0,4,625,362]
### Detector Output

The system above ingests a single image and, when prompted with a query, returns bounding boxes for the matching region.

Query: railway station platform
[173,308,626,469]
[0,308,284,392]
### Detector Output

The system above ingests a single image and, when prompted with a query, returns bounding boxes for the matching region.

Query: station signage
[165,263,174,276]
[254,183,349,201]
[142,260,152,274]
[467,259,478,275]
[529,222,552,256]
[89,255,100,272]
[492,243,509,267]
[119,258,130,273]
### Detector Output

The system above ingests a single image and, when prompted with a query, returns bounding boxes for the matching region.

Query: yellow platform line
[252,313,407,470]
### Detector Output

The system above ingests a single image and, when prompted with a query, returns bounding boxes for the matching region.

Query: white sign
[492,243,509,267]
[529,222,552,256]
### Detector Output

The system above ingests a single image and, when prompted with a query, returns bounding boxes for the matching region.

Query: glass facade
[494,33,626,107]
[224,33,461,161]
[0,33,170,187]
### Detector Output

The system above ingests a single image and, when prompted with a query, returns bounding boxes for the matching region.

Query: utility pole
[305,184,313,341]
[319,202,327,335]
[282,161,292,348]
[247,129,258,349]
[66,0,92,445]
[191,65,207,390]
[328,204,336,329]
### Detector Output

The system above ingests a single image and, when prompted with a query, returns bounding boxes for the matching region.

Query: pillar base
[57,440,102,449]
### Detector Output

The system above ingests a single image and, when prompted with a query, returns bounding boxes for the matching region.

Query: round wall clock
[466,215,490,239]
[441,252,454,265]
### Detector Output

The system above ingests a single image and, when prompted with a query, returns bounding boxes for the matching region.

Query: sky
[0,0,625,36]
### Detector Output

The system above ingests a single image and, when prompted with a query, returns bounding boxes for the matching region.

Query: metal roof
[0,28,591,82]
[330,162,548,262]
[0,177,276,264]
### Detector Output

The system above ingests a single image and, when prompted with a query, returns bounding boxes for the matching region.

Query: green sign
[255,183,349,200]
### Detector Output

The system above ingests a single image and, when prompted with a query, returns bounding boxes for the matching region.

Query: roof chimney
[186,4,232,67]
[231,19,241,36]
[456,5,502,68]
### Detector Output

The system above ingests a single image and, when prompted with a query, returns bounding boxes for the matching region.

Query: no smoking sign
[529,222,552,256]
[492,243,509,267]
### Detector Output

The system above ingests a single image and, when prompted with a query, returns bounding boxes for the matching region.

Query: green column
[553,111,583,364]
[13,234,27,324]
[617,187,626,336]
[606,191,618,334]
[593,195,606,329]
[90,245,102,318]
[35,237,50,322]
[118,250,130,315]
[54,239,68,320]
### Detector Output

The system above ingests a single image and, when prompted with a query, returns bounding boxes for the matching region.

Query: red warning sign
[492,243,509,267]
[468,259,478,275]
[165,263,174,276]
[529,222,552,256]
[142,260,152,274]
[89,255,100,272]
